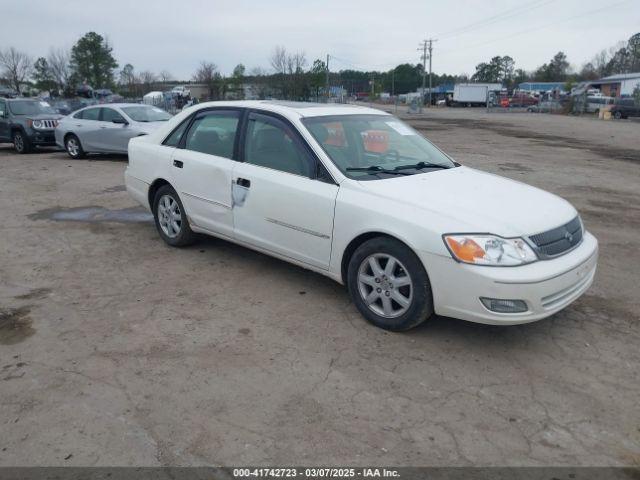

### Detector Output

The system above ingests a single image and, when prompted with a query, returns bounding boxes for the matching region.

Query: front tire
[152,185,196,247]
[13,131,31,154]
[347,237,434,331]
[65,134,85,159]
[613,111,622,120]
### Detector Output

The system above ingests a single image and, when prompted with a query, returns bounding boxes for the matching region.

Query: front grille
[528,216,583,259]
[41,119,58,129]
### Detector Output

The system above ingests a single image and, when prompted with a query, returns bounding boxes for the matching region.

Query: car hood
[132,121,169,133]
[26,113,63,120]
[357,166,577,237]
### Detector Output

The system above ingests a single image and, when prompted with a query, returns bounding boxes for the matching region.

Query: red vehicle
[508,93,539,107]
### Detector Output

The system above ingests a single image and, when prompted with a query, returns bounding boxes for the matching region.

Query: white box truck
[453,83,502,107]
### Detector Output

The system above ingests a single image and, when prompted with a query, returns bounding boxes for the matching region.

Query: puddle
[14,288,51,300]
[497,162,534,173]
[28,206,153,224]
[0,307,35,345]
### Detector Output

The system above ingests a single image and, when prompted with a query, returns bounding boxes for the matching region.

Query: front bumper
[421,232,598,325]
[29,129,57,146]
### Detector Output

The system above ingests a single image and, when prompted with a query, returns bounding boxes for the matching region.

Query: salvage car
[55,103,172,158]
[0,98,62,153]
[125,101,598,331]
[610,98,640,119]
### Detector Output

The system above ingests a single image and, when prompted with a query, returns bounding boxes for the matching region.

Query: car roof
[71,103,162,113]
[83,103,151,109]
[190,100,390,119]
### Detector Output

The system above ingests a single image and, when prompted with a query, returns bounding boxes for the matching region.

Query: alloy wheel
[357,253,413,318]
[14,133,24,152]
[67,138,79,157]
[157,194,182,238]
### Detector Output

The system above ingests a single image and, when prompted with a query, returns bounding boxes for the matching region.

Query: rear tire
[65,134,85,159]
[13,131,31,154]
[347,237,434,331]
[152,184,196,247]
[613,111,622,120]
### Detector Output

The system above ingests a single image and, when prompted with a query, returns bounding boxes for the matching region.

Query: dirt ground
[0,108,639,467]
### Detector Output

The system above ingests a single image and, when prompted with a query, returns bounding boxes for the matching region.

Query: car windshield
[9,100,56,116]
[302,114,455,180]
[121,106,172,122]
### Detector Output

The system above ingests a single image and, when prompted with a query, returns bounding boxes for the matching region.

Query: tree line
[1,31,638,100]
[470,33,639,90]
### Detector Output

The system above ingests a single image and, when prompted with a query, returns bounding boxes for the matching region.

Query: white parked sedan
[125,101,598,331]
[55,103,172,158]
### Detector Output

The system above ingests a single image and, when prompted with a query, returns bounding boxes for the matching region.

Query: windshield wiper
[393,161,452,171]
[346,165,412,176]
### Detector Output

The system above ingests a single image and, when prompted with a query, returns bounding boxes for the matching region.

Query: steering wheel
[381,149,400,164]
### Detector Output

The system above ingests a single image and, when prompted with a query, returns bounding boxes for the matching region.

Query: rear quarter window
[163,117,191,147]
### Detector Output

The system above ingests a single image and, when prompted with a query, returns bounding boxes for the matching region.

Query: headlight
[443,234,538,266]
[32,120,43,129]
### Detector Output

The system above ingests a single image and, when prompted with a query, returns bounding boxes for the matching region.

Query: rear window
[121,106,171,122]
[163,118,191,147]
[81,108,100,121]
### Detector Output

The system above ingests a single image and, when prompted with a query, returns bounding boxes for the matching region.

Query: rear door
[231,111,338,269]
[170,108,241,238]
[76,107,102,150]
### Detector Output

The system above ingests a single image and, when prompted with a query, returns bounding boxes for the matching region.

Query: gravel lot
[0,108,638,467]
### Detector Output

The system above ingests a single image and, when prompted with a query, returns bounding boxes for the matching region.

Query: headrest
[254,128,286,151]
[189,129,220,152]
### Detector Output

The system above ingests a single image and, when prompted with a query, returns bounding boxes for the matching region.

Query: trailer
[453,83,502,107]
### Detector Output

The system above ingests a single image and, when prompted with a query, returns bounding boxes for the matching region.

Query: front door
[98,107,136,152]
[170,109,241,238]
[232,111,338,269]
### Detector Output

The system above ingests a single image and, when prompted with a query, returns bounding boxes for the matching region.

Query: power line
[439,0,634,57]
[435,0,556,41]
[329,55,408,71]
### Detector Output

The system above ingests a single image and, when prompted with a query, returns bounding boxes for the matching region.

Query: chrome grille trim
[35,119,58,129]
[528,216,583,259]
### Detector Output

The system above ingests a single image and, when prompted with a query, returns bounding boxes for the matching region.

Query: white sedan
[125,101,598,331]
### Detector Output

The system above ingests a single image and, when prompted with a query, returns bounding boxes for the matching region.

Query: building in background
[518,82,566,93]
[586,73,640,98]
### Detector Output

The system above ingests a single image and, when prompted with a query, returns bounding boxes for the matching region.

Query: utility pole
[428,39,435,108]
[391,68,395,97]
[418,38,436,109]
[418,40,427,112]
[326,54,330,103]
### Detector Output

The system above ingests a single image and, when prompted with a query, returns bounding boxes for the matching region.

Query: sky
[2,0,639,80]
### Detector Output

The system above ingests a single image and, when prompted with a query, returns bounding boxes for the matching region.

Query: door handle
[236,177,251,188]
[173,159,184,168]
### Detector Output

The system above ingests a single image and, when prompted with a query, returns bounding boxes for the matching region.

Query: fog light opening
[480,297,528,313]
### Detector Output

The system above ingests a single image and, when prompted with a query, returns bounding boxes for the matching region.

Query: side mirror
[112,117,128,125]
